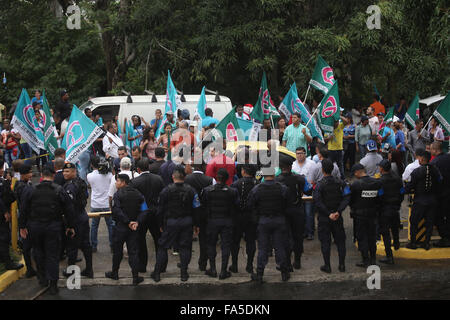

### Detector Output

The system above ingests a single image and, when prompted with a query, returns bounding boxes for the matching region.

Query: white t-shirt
[292,158,315,177]
[368,116,379,135]
[87,170,113,209]
[108,170,140,198]
[402,159,420,183]
[103,132,124,159]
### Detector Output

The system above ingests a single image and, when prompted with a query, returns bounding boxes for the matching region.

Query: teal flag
[237,118,262,141]
[251,72,278,123]
[11,88,45,153]
[156,70,178,138]
[42,90,59,158]
[61,105,104,163]
[309,55,335,94]
[212,110,245,141]
[195,86,207,120]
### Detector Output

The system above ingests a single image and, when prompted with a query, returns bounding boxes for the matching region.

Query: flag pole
[419,115,433,136]
[303,85,311,104]
[305,106,319,127]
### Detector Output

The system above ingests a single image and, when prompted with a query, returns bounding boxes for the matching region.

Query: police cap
[63,163,77,170]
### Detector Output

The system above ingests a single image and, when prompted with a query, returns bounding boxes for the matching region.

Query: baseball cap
[181,109,190,119]
[351,163,365,175]
[366,140,377,152]
[60,89,68,97]
[361,115,369,122]
[378,159,391,172]
[166,110,174,115]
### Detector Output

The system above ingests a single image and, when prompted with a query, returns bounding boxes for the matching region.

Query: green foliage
[0,0,448,112]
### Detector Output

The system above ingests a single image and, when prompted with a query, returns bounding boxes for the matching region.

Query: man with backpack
[62,163,94,278]
[229,164,259,274]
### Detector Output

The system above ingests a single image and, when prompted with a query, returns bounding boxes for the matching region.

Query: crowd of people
[0,90,449,296]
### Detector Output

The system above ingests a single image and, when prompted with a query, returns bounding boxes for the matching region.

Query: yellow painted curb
[376,242,450,260]
[0,258,27,293]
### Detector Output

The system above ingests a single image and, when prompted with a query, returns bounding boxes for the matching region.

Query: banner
[279,83,324,142]
[405,93,420,129]
[433,92,450,134]
[61,105,104,163]
[317,81,341,133]
[251,72,279,123]
[237,118,262,141]
[42,90,59,157]
[156,70,178,138]
[11,88,45,153]
[309,55,335,94]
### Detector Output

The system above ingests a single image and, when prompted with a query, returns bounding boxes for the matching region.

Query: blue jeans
[20,143,33,165]
[329,150,344,179]
[90,207,114,249]
[78,150,91,182]
[4,147,18,167]
[304,202,315,236]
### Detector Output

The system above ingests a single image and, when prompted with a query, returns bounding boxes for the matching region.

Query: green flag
[405,93,420,129]
[309,55,335,94]
[433,92,450,135]
[251,72,276,123]
[42,90,59,158]
[384,106,394,124]
[317,81,341,133]
[212,109,246,142]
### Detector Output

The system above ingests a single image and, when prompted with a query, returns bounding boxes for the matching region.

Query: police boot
[422,241,431,251]
[150,271,160,283]
[229,255,238,273]
[5,261,24,270]
[369,256,377,266]
[379,255,394,265]
[393,241,401,250]
[48,280,59,295]
[205,260,217,278]
[245,262,253,274]
[293,255,301,270]
[132,273,144,286]
[434,238,450,248]
[25,268,37,278]
[338,264,346,272]
[406,241,417,250]
[251,271,264,284]
[37,274,49,287]
[105,271,119,280]
[320,265,331,273]
[281,271,290,282]
[356,257,370,268]
[180,269,189,282]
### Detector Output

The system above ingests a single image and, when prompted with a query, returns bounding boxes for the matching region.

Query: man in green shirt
[282,113,312,153]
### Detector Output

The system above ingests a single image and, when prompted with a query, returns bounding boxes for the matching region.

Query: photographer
[87,156,114,253]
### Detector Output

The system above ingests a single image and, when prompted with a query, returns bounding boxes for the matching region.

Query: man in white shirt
[108,157,140,208]
[103,122,124,160]
[235,105,251,120]
[367,106,379,135]
[307,146,341,186]
[292,146,315,176]
[402,149,422,183]
[87,156,114,252]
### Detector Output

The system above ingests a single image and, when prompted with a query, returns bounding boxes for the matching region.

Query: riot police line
[1,139,449,296]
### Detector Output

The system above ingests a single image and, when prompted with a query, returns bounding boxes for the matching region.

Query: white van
[79,94,233,125]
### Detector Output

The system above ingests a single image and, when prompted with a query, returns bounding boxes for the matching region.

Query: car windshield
[79,100,93,111]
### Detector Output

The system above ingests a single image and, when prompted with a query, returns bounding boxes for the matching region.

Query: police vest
[117,186,143,222]
[413,164,440,198]
[205,184,233,219]
[380,173,403,208]
[236,177,258,212]
[167,183,193,219]
[276,173,303,207]
[257,182,284,217]
[30,182,63,222]
[350,177,381,217]
[319,176,343,215]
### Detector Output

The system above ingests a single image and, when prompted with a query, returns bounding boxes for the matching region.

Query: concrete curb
[376,242,450,260]
[0,258,27,293]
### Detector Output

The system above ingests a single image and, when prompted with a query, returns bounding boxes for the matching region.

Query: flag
[211,110,246,142]
[11,88,45,153]
[61,105,104,163]
[279,83,324,142]
[237,118,262,141]
[405,93,420,128]
[384,106,394,123]
[156,70,178,138]
[42,90,59,158]
[309,55,335,94]
[317,81,341,133]
[251,72,277,123]
[195,86,207,120]
[433,92,450,134]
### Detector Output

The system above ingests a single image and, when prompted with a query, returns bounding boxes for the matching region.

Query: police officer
[151,165,201,282]
[105,174,147,285]
[185,161,214,271]
[248,165,290,283]
[129,158,165,273]
[14,164,36,277]
[405,150,442,250]
[0,162,23,272]
[19,166,75,294]
[314,159,350,273]
[275,155,312,270]
[229,164,258,274]
[202,168,239,279]
[377,159,404,263]
[430,141,450,247]
[62,163,93,278]
[349,163,383,267]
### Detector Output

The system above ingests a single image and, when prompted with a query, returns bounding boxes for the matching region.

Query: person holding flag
[282,112,312,153]
[235,105,251,121]
[155,71,179,139]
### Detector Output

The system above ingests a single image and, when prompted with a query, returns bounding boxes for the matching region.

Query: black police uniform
[405,163,442,248]
[201,183,239,278]
[19,180,75,284]
[152,182,200,281]
[229,176,258,273]
[314,176,350,270]
[185,171,214,270]
[14,180,36,275]
[110,185,146,278]
[129,172,165,272]
[378,172,404,257]
[248,180,290,280]
[349,176,383,266]
[430,153,450,243]
[275,172,312,269]
[64,176,93,275]
[0,177,18,269]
